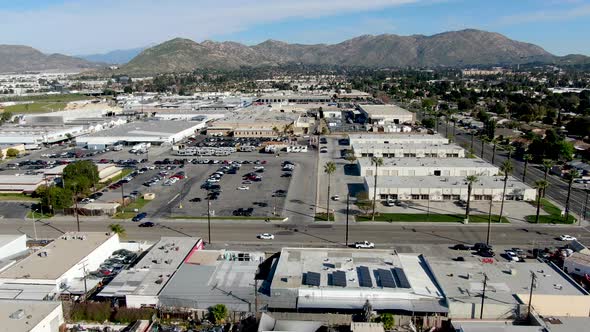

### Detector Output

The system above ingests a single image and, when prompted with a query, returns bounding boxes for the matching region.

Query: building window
[390,194,398,199]
[420,194,429,200]
[434,170,441,176]
[379,194,388,200]
[452,195,460,200]
[411,194,420,200]
[443,195,452,200]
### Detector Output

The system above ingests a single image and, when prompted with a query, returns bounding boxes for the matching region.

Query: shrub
[113,307,156,323]
[209,304,228,324]
[70,302,111,322]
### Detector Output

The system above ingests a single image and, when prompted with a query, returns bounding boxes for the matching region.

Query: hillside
[117,29,584,75]
[0,45,102,73]
[77,46,146,64]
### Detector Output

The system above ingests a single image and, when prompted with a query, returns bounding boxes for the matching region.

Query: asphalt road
[8,217,589,250]
[435,118,589,223]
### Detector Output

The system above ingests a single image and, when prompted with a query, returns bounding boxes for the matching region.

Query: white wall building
[0,126,85,145]
[0,300,64,332]
[352,142,465,158]
[358,105,415,124]
[564,253,590,277]
[349,133,448,145]
[0,234,27,261]
[0,232,120,299]
[358,158,499,177]
[363,176,536,201]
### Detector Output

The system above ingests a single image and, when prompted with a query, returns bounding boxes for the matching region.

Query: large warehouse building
[358,105,415,124]
[76,120,207,149]
[358,157,499,177]
[349,133,448,145]
[352,142,465,158]
[266,247,447,314]
[363,175,536,201]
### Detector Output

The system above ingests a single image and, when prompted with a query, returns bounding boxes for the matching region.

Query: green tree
[464,175,479,221]
[63,160,99,194]
[522,154,532,182]
[498,160,513,222]
[108,223,126,238]
[542,159,554,181]
[209,304,228,324]
[379,313,395,330]
[533,180,549,224]
[36,185,73,212]
[421,98,436,111]
[491,138,499,164]
[480,136,489,158]
[421,117,436,129]
[345,150,357,165]
[355,191,373,215]
[5,148,19,158]
[324,161,336,218]
[371,157,384,221]
[123,86,133,94]
[564,169,580,222]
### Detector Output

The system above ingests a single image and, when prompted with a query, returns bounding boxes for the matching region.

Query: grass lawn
[112,198,151,219]
[26,211,52,219]
[0,193,38,202]
[315,213,335,221]
[4,102,67,114]
[0,93,95,103]
[356,213,509,223]
[525,199,576,224]
[169,216,284,221]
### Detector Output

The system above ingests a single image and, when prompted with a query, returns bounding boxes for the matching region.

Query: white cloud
[0,0,422,54]
[497,3,590,25]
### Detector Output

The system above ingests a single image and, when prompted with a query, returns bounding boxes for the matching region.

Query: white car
[237,186,250,190]
[354,241,375,249]
[331,195,340,201]
[257,233,275,240]
[207,178,220,183]
[505,251,521,262]
[559,235,577,241]
[254,166,265,170]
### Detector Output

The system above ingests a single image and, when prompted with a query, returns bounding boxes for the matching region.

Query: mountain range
[1,29,589,75]
[0,45,102,73]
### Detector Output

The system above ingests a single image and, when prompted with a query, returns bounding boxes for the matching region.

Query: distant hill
[118,29,589,75]
[0,45,102,73]
[77,46,146,64]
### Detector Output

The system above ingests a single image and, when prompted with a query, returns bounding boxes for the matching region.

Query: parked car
[237,186,250,190]
[139,221,155,227]
[451,244,470,250]
[559,235,577,241]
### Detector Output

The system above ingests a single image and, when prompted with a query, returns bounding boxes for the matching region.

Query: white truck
[354,241,375,249]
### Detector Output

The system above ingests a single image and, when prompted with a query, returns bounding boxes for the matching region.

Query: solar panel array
[377,269,396,288]
[357,266,373,287]
[304,272,321,287]
[332,271,347,287]
[392,267,411,288]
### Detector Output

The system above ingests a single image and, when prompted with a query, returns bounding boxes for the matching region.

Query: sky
[0,0,589,56]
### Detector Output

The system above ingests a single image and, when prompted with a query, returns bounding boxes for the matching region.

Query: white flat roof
[98,237,200,298]
[0,235,25,249]
[352,142,464,150]
[0,300,61,331]
[0,232,116,280]
[358,157,499,169]
[0,175,44,185]
[349,133,448,142]
[365,176,532,190]
[358,104,413,116]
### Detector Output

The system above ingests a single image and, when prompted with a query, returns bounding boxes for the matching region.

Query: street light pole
[345,192,350,247]
[207,196,211,245]
[480,273,488,319]
[527,272,537,321]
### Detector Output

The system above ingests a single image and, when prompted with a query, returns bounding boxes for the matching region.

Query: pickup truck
[354,241,375,249]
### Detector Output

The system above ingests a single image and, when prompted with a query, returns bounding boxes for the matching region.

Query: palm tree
[345,150,357,165]
[542,159,554,181]
[522,154,532,182]
[323,161,336,220]
[371,157,384,221]
[480,136,489,158]
[564,169,580,222]
[504,145,515,160]
[498,160,513,222]
[465,175,479,221]
[491,138,499,164]
[108,223,126,238]
[533,180,549,224]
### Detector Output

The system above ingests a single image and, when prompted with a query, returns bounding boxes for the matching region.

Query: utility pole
[254,278,259,313]
[486,198,493,246]
[121,181,125,207]
[480,273,488,319]
[32,208,38,241]
[583,185,589,223]
[74,193,80,232]
[207,196,211,244]
[470,132,475,151]
[345,193,350,247]
[527,272,537,320]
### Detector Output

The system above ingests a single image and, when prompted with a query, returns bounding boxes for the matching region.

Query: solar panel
[357,266,373,287]
[377,269,396,288]
[332,271,347,287]
[304,272,321,287]
[392,267,411,288]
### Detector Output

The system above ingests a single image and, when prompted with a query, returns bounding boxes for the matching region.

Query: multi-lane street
[8,217,589,250]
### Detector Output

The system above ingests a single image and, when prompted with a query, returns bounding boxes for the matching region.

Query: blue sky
[0,0,588,55]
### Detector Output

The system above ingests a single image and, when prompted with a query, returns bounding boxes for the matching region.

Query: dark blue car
[132,212,147,222]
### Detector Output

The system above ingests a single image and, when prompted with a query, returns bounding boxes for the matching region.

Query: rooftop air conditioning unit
[9,310,25,320]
